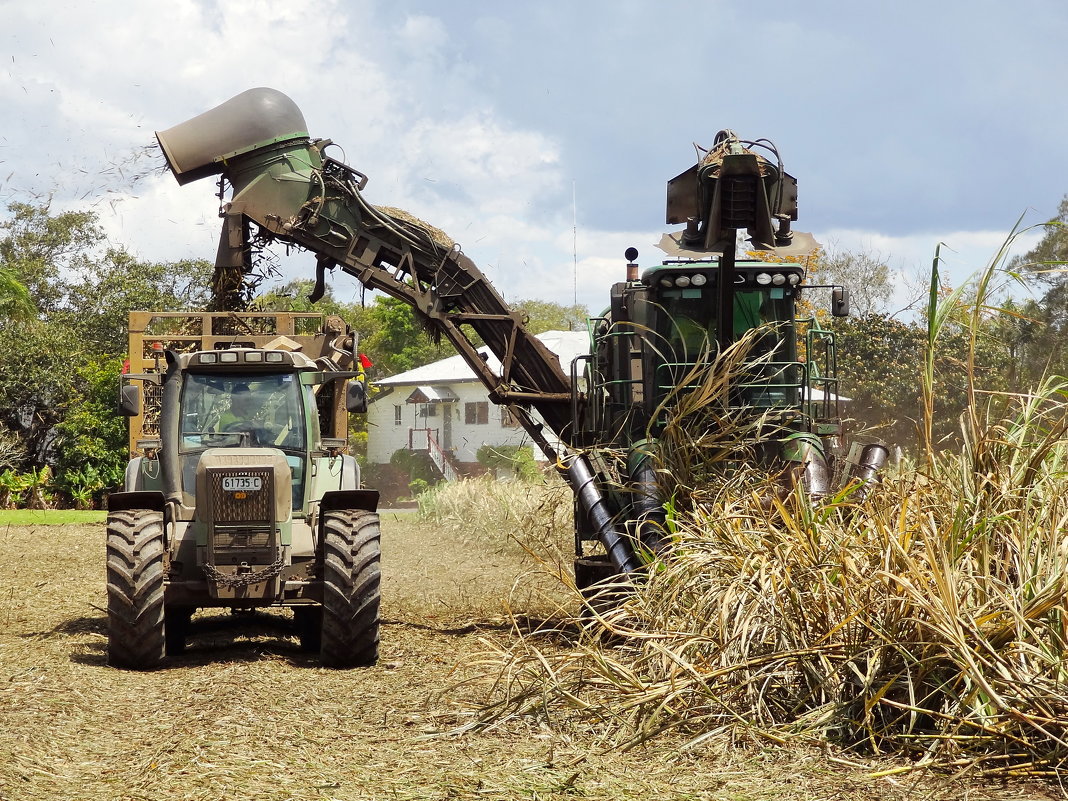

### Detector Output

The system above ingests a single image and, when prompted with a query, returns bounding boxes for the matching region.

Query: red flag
[358,353,373,369]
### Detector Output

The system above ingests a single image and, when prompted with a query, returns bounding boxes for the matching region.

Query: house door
[442,402,453,450]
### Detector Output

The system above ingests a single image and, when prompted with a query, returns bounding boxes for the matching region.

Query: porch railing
[409,427,459,482]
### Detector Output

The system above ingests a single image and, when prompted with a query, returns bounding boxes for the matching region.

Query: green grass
[0,509,106,525]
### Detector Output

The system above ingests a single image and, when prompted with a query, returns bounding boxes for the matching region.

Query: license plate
[222,475,262,492]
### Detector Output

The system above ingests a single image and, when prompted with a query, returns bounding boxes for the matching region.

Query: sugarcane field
[1,488,1062,801]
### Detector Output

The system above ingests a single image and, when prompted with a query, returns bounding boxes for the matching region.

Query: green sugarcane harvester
[111,88,887,660]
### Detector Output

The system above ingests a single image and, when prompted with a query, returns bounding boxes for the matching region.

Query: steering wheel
[223,426,275,447]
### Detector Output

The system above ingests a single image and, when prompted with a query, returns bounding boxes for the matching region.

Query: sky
[1,0,1065,316]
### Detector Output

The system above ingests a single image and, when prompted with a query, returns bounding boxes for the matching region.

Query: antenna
[572,181,578,307]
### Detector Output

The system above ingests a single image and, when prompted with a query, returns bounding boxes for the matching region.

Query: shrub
[389,448,439,484]
[475,444,541,481]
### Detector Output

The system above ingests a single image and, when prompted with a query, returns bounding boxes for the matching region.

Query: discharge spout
[156,87,310,186]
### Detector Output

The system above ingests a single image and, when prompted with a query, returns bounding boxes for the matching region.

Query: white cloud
[90,175,221,260]
[821,227,1042,285]
[0,0,1062,331]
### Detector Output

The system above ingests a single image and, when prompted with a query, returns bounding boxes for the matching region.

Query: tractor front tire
[320,510,381,668]
[106,509,166,670]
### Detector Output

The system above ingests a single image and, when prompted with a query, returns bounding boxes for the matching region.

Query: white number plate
[222,475,262,492]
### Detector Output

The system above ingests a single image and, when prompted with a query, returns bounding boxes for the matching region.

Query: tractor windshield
[177,372,316,510]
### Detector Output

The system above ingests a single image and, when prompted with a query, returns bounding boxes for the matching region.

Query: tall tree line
[817,201,1068,451]
[5,195,1064,502]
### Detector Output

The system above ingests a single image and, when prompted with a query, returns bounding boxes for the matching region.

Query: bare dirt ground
[0,517,1058,801]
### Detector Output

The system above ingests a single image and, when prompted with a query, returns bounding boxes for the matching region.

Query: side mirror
[345,380,367,414]
[831,287,850,318]
[119,384,140,417]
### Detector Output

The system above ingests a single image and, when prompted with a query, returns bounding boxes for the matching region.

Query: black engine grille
[208,466,276,562]
[209,467,273,524]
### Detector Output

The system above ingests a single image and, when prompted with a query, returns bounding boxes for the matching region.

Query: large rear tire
[320,510,381,668]
[106,509,166,670]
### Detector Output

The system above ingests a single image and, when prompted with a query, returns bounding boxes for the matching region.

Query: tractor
[107,310,379,669]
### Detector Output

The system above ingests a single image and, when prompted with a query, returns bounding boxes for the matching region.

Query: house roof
[375,330,590,387]
[406,385,460,403]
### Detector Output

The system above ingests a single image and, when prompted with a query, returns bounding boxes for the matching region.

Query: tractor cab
[174,358,320,513]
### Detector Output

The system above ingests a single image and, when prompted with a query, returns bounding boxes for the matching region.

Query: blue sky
[1,0,1064,313]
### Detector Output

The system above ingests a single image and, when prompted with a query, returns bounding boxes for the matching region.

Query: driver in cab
[217,383,272,446]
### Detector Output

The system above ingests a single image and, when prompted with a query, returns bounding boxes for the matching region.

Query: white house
[365,330,590,478]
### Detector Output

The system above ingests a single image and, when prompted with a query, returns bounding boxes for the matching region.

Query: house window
[394,405,402,426]
[465,401,489,425]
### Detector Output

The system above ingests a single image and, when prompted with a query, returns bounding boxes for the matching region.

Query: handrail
[410,427,459,482]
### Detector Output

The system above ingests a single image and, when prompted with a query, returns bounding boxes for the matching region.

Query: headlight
[755,273,772,286]
[675,275,691,288]
[772,273,787,286]
[787,273,801,285]
[660,277,674,288]
[220,351,239,363]
[691,274,707,287]
[199,353,218,364]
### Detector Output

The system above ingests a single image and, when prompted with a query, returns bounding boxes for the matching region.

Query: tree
[0,202,216,487]
[812,249,898,317]
[361,296,452,376]
[0,266,35,323]
[511,299,590,334]
[1010,196,1068,285]
[831,308,1012,452]
[0,320,79,463]
[999,196,1068,386]
[62,251,212,356]
[0,201,101,312]
[831,314,926,446]
[52,355,129,507]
